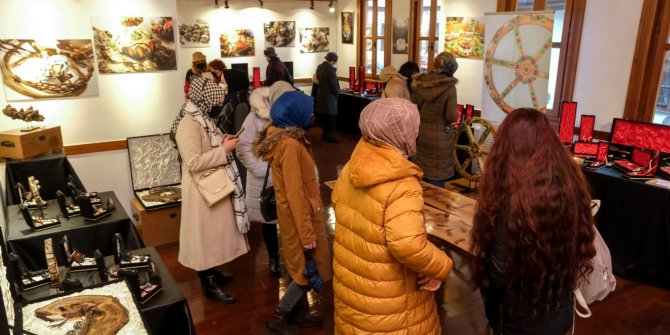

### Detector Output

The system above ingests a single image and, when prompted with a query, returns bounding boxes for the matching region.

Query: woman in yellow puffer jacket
[332,98,453,334]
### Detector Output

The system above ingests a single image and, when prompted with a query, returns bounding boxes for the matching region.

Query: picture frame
[341,12,354,44]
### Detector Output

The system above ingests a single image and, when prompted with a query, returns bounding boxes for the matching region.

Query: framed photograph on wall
[299,27,329,53]
[220,29,255,57]
[179,19,210,48]
[91,16,177,73]
[341,12,354,44]
[392,18,408,54]
[264,21,296,48]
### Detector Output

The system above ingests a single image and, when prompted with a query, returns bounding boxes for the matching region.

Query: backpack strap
[262,163,271,190]
[574,288,592,318]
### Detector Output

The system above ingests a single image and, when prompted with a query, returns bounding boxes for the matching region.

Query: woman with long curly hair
[471,108,596,334]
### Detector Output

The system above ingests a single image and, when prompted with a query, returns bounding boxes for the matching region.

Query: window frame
[357,0,392,78]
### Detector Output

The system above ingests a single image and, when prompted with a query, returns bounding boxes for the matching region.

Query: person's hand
[222,136,240,152]
[303,241,316,250]
[417,274,442,291]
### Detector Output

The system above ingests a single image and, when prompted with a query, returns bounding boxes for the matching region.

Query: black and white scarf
[178,77,250,233]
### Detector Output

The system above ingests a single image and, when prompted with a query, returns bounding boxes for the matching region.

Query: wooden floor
[155,129,670,335]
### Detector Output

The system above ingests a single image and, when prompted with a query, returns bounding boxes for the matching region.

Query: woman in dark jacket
[411,51,459,187]
[315,52,339,142]
[471,108,596,334]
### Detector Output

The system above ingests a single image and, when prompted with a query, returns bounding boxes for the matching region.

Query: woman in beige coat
[175,76,250,304]
[380,65,410,100]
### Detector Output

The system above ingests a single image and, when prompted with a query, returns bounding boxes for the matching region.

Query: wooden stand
[0,126,63,160]
[131,198,181,246]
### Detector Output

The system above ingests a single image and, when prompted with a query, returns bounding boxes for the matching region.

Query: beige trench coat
[176,114,249,271]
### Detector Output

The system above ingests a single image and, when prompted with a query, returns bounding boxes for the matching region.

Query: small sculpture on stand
[2,104,45,132]
[19,177,60,231]
[17,180,48,210]
[76,194,111,221]
[113,233,150,269]
[60,235,96,272]
[8,252,50,290]
[67,174,101,205]
[44,237,82,292]
[56,190,80,218]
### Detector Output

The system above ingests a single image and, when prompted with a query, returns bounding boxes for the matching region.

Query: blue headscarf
[270,91,314,130]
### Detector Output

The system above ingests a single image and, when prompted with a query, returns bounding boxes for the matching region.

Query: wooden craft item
[44,238,61,287]
[35,295,129,335]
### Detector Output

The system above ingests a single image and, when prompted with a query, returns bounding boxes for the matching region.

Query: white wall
[572,0,642,131]
[336,0,358,82]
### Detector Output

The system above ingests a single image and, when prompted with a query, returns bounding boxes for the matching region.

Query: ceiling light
[214,0,219,8]
[329,0,335,12]
[224,0,229,8]
[259,0,263,7]
[310,0,314,9]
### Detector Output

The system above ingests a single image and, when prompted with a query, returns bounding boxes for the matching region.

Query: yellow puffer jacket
[332,138,453,334]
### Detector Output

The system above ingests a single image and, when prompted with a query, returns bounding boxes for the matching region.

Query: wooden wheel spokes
[484,14,554,113]
[454,117,498,182]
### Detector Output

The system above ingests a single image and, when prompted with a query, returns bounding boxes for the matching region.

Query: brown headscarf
[358,98,420,158]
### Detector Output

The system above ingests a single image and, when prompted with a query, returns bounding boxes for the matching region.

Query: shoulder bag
[259,164,277,222]
[191,166,235,206]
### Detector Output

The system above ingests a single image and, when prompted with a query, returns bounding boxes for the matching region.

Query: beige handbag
[191,167,235,206]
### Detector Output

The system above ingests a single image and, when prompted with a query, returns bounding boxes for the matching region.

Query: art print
[264,21,296,48]
[445,17,485,59]
[341,12,353,44]
[0,39,99,100]
[299,27,329,53]
[392,18,408,54]
[179,19,210,48]
[91,16,177,73]
[220,29,256,57]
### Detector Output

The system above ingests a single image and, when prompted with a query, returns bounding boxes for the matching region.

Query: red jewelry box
[559,101,577,144]
[579,115,595,142]
[610,118,670,154]
[572,141,599,158]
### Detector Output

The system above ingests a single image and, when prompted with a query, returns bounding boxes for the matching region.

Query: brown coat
[332,138,453,334]
[175,114,249,271]
[411,73,459,180]
[253,126,333,285]
[380,66,411,100]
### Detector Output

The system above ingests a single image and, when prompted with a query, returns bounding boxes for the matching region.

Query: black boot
[291,295,323,328]
[269,257,281,278]
[201,275,236,304]
[266,309,290,334]
[212,269,234,286]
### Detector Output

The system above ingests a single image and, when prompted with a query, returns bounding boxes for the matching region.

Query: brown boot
[266,309,290,334]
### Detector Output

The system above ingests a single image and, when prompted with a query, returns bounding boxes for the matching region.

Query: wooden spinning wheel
[454,118,497,182]
[484,14,553,113]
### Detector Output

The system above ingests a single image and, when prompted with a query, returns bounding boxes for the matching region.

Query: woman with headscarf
[174,76,250,304]
[411,51,459,187]
[331,98,453,334]
[253,90,332,334]
[379,65,411,100]
[237,81,294,277]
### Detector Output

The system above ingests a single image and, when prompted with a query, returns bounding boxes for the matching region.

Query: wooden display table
[130,198,181,247]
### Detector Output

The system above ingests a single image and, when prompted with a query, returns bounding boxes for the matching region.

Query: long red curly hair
[471,108,596,312]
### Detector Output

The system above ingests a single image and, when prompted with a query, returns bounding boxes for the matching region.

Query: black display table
[336,92,378,134]
[19,246,195,335]
[5,191,143,271]
[582,167,670,289]
[4,152,86,206]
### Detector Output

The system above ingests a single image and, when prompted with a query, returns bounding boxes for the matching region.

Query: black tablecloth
[583,167,670,289]
[19,247,194,335]
[4,152,86,206]
[5,191,143,271]
[336,92,378,134]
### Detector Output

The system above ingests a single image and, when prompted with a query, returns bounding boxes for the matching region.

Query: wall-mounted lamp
[329,0,334,12]
[224,0,229,8]
[259,0,263,7]
[214,0,219,8]
[310,0,314,9]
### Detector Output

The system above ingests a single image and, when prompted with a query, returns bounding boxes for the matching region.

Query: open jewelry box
[0,230,149,334]
[127,134,181,211]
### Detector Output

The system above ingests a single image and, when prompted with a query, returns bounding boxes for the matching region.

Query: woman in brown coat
[332,98,453,334]
[411,51,459,187]
[380,65,410,100]
[253,90,333,334]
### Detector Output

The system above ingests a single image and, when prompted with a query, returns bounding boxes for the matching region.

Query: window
[413,0,441,72]
[625,0,670,125]
[360,0,390,77]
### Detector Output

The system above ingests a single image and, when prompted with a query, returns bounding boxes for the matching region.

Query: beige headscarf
[358,98,420,158]
[268,81,294,104]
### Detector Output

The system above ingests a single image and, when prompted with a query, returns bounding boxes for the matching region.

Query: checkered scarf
[173,77,249,233]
